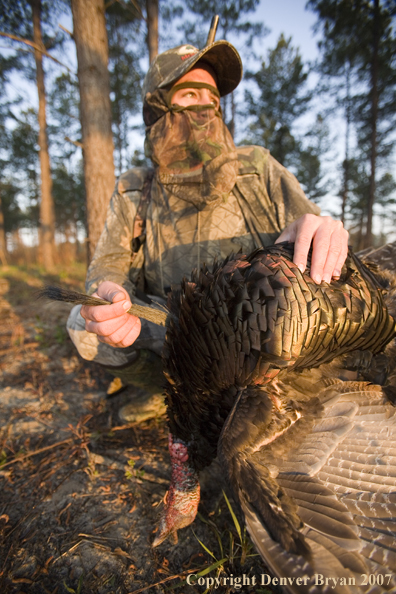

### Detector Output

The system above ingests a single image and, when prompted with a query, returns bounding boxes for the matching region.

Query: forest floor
[0,263,273,594]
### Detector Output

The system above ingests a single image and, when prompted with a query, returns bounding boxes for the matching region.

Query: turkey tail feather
[38,285,170,327]
[38,286,110,307]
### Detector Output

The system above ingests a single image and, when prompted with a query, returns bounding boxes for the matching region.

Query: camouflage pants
[66,295,167,367]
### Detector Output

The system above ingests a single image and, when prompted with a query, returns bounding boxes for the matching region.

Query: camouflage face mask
[144,84,239,209]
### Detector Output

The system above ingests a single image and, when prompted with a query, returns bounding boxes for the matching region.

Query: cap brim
[158,40,243,96]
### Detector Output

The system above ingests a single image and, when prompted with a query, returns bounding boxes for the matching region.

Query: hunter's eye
[183,90,198,99]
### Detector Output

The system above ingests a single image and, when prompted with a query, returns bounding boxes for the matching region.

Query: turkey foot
[153,434,200,547]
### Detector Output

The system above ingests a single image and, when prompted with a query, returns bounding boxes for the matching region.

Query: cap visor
[158,40,242,96]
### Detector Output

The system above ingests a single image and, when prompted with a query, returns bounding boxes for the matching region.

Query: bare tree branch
[0,31,75,74]
[58,23,74,39]
[129,0,145,20]
[65,136,84,149]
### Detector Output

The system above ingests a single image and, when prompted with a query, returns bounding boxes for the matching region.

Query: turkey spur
[157,242,396,593]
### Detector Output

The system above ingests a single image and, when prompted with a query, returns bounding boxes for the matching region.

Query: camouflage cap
[142,41,243,100]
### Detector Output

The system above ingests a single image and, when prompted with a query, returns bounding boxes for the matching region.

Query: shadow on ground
[0,265,272,594]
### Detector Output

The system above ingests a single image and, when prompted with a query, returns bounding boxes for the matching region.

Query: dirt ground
[0,264,273,594]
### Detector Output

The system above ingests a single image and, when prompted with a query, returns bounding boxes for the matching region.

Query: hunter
[67,40,348,422]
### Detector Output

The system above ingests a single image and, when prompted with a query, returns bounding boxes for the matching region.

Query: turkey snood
[144,83,239,209]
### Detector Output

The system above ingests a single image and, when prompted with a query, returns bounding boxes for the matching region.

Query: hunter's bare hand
[275,214,349,284]
[80,281,141,347]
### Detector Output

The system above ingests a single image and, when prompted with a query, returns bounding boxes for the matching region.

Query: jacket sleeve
[85,168,150,298]
[267,154,321,230]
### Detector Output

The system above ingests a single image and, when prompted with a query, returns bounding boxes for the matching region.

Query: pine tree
[356,0,396,245]
[71,0,115,261]
[0,55,20,263]
[48,72,86,260]
[180,0,263,49]
[105,4,144,175]
[0,0,65,268]
[307,0,396,246]
[295,114,331,203]
[146,0,159,62]
[0,182,26,258]
[246,35,312,168]
[9,109,41,222]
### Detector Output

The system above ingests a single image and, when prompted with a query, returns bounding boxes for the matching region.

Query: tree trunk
[31,0,56,269]
[358,211,365,252]
[341,64,351,225]
[365,0,380,248]
[229,91,235,138]
[71,0,115,261]
[146,0,159,63]
[0,193,7,266]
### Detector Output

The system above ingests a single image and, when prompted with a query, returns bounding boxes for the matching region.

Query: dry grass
[0,263,272,594]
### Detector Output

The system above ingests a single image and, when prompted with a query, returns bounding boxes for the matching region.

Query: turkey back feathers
[163,242,396,592]
[164,243,396,470]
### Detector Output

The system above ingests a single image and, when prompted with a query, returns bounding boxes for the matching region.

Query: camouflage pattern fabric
[85,145,320,300]
[141,42,243,126]
[68,41,319,367]
[66,294,167,365]
[144,80,240,209]
[147,105,239,208]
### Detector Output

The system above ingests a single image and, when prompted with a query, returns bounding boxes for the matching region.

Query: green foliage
[0,56,26,244]
[49,72,81,152]
[0,0,34,38]
[246,35,312,168]
[170,492,257,591]
[125,458,145,479]
[63,574,84,594]
[179,0,265,48]
[0,0,68,73]
[106,7,144,174]
[0,449,7,467]
[296,114,331,202]
[8,108,40,224]
[307,0,396,243]
[307,0,364,76]
[344,159,396,248]
[197,493,255,569]
[51,163,85,234]
[48,73,86,239]
[0,181,27,233]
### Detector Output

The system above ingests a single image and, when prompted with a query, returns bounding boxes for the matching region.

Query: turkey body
[164,243,395,470]
[160,243,396,593]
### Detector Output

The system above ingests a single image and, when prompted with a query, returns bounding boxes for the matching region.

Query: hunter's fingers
[80,281,132,323]
[97,315,141,348]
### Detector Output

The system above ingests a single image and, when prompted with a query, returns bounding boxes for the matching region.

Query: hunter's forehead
[173,64,218,88]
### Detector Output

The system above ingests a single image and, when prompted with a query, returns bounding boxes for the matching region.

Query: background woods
[0,0,395,267]
[0,3,395,593]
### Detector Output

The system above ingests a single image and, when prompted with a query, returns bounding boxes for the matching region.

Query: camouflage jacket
[86,146,320,298]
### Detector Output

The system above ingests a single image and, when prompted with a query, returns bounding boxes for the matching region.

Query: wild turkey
[41,243,396,592]
[155,242,396,593]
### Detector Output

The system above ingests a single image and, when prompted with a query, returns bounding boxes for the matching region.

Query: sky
[5,0,347,229]
[116,0,327,183]
[8,0,393,234]
[256,0,319,61]
[8,1,321,111]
